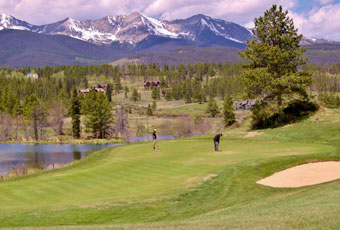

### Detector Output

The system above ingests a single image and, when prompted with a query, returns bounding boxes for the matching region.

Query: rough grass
[1,109,340,229]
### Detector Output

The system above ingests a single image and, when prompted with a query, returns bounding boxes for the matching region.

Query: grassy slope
[1,109,340,229]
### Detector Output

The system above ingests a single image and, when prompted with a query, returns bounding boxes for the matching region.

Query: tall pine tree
[69,88,81,139]
[82,90,113,139]
[205,98,220,118]
[223,94,236,126]
[240,5,311,111]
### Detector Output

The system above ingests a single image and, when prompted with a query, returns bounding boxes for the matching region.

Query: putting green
[0,138,333,209]
[0,134,337,229]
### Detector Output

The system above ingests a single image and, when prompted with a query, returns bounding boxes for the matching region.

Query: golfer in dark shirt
[214,133,223,152]
[152,129,157,151]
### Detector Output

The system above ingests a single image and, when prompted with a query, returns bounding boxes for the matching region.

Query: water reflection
[0,143,120,177]
[128,135,175,143]
[73,151,82,160]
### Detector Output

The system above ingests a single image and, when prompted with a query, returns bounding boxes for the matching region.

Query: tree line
[2,5,340,141]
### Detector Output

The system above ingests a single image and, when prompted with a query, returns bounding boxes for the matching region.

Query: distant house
[25,73,38,79]
[235,100,256,110]
[144,80,160,88]
[79,83,107,95]
[93,83,107,92]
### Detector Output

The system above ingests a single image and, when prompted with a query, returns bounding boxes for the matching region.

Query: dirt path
[257,161,340,188]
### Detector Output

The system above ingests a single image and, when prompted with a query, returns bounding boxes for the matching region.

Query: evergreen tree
[131,88,140,102]
[205,98,220,118]
[193,79,203,104]
[157,87,161,100]
[106,83,113,101]
[160,77,168,88]
[165,90,172,101]
[124,86,129,98]
[152,100,157,110]
[146,104,153,116]
[114,73,122,94]
[151,87,160,100]
[12,100,22,117]
[223,94,236,126]
[184,92,192,103]
[163,63,169,72]
[69,88,81,139]
[82,91,113,138]
[240,5,311,111]
[0,87,16,114]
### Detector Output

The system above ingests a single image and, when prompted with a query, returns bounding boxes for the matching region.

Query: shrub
[147,104,153,116]
[205,98,220,117]
[223,94,236,126]
[251,100,319,129]
[318,92,340,108]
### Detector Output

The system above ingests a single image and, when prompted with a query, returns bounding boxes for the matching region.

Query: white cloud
[0,0,147,24]
[0,0,297,25]
[145,0,297,23]
[319,0,335,5]
[289,3,340,41]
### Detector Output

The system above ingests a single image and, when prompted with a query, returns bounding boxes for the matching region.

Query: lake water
[128,135,175,142]
[0,143,120,176]
[0,134,200,177]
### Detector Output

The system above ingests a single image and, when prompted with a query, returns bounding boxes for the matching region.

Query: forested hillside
[1,61,340,143]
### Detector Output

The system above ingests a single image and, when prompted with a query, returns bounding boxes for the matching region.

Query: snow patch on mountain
[0,13,10,27]
[62,17,119,43]
[107,16,116,25]
[200,18,243,43]
[142,14,178,38]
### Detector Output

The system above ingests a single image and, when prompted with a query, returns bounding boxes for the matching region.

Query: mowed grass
[0,109,340,229]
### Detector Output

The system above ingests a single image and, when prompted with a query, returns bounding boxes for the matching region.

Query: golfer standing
[214,133,223,152]
[152,129,157,151]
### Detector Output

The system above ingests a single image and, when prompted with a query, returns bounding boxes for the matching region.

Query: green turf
[0,109,340,229]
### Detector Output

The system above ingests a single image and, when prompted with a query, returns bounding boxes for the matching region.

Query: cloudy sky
[1,0,340,41]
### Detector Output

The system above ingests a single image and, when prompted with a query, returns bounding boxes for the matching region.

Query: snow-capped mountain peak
[0,13,35,31]
[1,12,338,47]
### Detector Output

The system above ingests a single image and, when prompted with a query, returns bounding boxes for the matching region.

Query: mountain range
[0,12,339,67]
[0,12,252,46]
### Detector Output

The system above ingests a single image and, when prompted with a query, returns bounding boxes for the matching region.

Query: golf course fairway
[1,109,340,230]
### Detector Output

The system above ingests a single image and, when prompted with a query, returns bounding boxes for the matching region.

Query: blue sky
[294,0,340,13]
[1,0,340,41]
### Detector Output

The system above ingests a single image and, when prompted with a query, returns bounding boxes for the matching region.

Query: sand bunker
[257,161,340,188]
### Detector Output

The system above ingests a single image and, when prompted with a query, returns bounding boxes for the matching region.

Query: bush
[251,100,319,129]
[205,98,220,117]
[318,92,340,108]
[223,94,236,126]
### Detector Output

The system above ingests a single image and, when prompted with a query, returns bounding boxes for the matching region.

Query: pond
[0,134,201,178]
[0,143,120,177]
[128,135,175,142]
[127,134,201,142]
